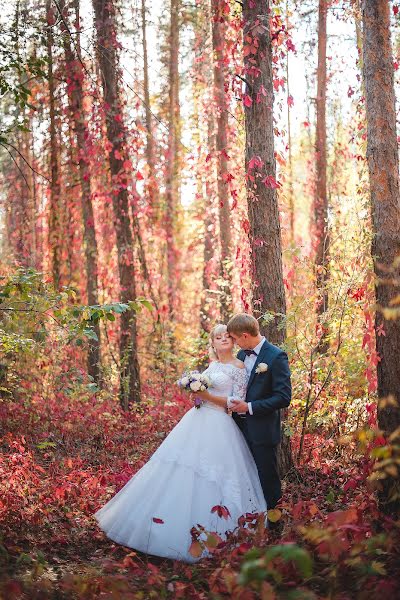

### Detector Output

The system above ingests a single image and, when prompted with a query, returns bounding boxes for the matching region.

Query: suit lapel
[237,349,246,362]
[246,340,271,390]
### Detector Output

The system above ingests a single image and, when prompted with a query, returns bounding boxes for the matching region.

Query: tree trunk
[195,5,216,335]
[46,0,62,289]
[141,0,159,223]
[61,0,101,384]
[165,0,181,322]
[362,0,400,515]
[14,0,34,268]
[242,0,286,344]
[211,0,233,321]
[243,0,293,477]
[14,72,34,264]
[92,0,141,407]
[355,0,364,75]
[286,0,294,245]
[22,125,36,266]
[200,114,216,334]
[314,0,329,353]
[16,0,37,268]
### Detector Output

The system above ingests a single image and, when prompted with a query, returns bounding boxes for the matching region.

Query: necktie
[244,349,257,357]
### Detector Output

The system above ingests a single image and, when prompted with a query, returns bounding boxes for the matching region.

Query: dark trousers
[239,419,281,509]
[251,443,281,510]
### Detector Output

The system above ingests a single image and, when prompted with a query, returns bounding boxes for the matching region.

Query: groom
[226,313,291,511]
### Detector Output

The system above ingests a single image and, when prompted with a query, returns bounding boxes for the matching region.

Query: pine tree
[362,0,400,514]
[92,0,141,407]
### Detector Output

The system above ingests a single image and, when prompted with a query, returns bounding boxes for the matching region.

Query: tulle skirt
[94,403,267,562]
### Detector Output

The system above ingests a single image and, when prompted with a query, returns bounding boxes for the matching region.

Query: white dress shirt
[243,336,265,415]
[228,336,266,415]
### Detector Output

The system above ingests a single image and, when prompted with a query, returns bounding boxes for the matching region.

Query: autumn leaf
[211,505,231,519]
[343,478,358,492]
[241,219,250,234]
[205,532,223,552]
[263,175,280,189]
[243,94,253,107]
[243,45,252,57]
[273,78,284,91]
[326,508,358,526]
[259,84,267,96]
[248,155,263,170]
[286,38,296,52]
[267,508,282,523]
[371,561,387,575]
[188,540,203,558]
[222,172,234,183]
[237,542,252,554]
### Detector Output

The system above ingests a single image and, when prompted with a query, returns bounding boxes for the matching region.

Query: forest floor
[0,383,399,600]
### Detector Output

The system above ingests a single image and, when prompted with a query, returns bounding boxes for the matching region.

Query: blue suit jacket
[234,340,292,446]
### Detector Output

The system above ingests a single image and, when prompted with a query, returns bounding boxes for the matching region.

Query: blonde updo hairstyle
[208,323,229,361]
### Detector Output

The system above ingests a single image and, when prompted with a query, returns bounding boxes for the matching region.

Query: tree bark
[243,0,293,477]
[242,0,286,344]
[15,0,34,265]
[200,114,216,334]
[285,0,294,245]
[12,2,38,269]
[13,1,35,266]
[46,0,62,289]
[92,0,141,407]
[61,0,101,384]
[314,0,329,353]
[211,0,233,321]
[141,0,159,225]
[362,0,400,514]
[165,0,181,322]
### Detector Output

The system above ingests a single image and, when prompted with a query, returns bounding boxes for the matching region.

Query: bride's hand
[230,400,248,413]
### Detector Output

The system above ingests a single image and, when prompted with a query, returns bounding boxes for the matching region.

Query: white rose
[200,375,211,387]
[180,376,190,387]
[255,362,268,374]
[190,380,202,392]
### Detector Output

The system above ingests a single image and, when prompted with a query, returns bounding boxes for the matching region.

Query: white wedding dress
[94,362,267,562]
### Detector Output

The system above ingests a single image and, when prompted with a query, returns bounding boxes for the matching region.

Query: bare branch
[0,141,51,183]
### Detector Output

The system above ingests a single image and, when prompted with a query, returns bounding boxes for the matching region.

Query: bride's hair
[208,324,228,361]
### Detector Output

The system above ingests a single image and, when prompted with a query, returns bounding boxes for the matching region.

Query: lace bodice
[201,361,248,412]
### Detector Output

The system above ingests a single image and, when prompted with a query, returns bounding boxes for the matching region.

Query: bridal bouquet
[176,371,211,409]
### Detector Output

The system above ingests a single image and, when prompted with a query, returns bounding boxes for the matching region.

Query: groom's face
[230,331,252,350]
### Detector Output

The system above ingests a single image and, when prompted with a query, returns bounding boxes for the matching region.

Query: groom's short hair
[227,313,259,336]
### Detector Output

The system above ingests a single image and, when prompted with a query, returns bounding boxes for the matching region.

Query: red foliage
[0,381,399,598]
[211,504,231,520]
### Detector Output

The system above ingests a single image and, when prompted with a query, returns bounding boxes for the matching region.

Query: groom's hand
[230,400,248,413]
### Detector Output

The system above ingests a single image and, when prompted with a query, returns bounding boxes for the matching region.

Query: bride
[94,324,267,562]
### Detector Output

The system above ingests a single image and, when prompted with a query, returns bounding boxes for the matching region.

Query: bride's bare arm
[191,390,227,408]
